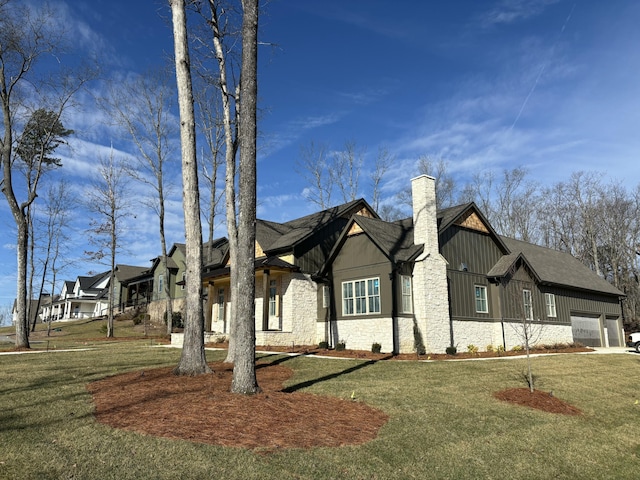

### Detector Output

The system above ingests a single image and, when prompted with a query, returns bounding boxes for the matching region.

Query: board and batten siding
[295,217,350,274]
[440,225,504,275]
[331,233,393,319]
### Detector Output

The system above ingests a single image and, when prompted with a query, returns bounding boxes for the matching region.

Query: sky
[2,0,640,308]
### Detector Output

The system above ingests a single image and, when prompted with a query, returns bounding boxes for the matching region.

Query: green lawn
[0,342,638,479]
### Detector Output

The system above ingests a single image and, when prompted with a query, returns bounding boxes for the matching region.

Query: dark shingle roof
[115,265,149,283]
[354,215,423,262]
[498,236,623,296]
[257,199,375,253]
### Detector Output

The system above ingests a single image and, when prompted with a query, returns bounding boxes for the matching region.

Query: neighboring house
[169,175,624,353]
[11,298,42,326]
[113,264,153,311]
[62,272,110,320]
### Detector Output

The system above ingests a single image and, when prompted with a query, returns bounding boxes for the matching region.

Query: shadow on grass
[281,358,381,393]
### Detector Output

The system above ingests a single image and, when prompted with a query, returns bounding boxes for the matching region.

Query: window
[342,277,380,315]
[475,285,488,313]
[158,274,164,294]
[269,279,277,317]
[523,289,533,321]
[322,286,330,309]
[545,293,557,318]
[217,287,225,321]
[401,275,413,313]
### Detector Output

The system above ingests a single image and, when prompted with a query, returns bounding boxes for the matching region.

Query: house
[317,175,623,352]
[170,175,624,353]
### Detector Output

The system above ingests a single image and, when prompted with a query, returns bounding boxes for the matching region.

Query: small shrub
[164,311,184,330]
[318,341,329,350]
[485,344,494,352]
[99,324,108,335]
[336,340,346,351]
[371,342,382,354]
[496,345,505,354]
[511,345,523,352]
[445,345,457,355]
[467,344,479,355]
[132,315,144,326]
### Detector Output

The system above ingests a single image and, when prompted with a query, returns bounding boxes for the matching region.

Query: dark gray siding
[332,234,393,320]
[440,226,503,275]
[448,270,494,321]
[296,218,350,274]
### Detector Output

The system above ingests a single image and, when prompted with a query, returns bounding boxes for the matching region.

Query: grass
[0,326,639,478]
[0,316,168,351]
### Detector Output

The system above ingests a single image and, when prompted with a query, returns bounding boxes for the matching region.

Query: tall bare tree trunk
[170,0,211,375]
[231,0,260,394]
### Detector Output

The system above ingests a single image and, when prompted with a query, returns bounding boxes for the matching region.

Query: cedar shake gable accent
[437,202,509,254]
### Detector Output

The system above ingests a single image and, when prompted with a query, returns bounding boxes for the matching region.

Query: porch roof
[202,256,299,281]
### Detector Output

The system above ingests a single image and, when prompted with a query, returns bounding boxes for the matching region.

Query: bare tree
[0,2,92,348]
[397,156,458,210]
[370,147,393,212]
[194,83,225,262]
[231,0,260,394]
[296,141,331,209]
[101,68,178,335]
[170,0,211,375]
[84,152,131,338]
[195,0,242,365]
[330,140,363,203]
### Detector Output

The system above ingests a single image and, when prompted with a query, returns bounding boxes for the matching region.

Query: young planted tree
[170,0,211,375]
[101,69,178,335]
[84,153,131,338]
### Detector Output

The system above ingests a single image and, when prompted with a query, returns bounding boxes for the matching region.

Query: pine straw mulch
[87,360,389,451]
[493,388,583,415]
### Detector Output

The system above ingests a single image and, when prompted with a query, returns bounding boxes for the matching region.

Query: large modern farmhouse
[171,175,624,354]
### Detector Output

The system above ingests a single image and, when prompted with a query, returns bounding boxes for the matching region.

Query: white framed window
[269,279,277,317]
[217,287,225,321]
[158,274,164,294]
[523,289,533,321]
[342,277,380,316]
[401,275,413,313]
[475,285,488,313]
[322,286,330,309]
[545,293,557,318]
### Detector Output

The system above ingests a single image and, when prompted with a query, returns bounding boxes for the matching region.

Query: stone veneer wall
[255,273,318,347]
[448,320,573,352]
[147,298,185,324]
[331,317,395,353]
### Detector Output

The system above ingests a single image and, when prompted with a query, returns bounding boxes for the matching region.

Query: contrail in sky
[508,2,576,133]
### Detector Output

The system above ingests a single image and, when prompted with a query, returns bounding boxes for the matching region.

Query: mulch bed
[493,388,583,415]
[87,361,389,451]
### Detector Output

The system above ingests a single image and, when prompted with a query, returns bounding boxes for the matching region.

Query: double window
[342,277,380,315]
[475,285,488,313]
[545,293,557,318]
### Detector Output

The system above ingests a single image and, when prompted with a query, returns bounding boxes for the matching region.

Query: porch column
[262,270,270,331]
[205,281,214,331]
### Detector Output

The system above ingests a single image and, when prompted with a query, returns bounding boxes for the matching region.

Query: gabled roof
[497,236,624,297]
[437,202,509,254]
[257,198,377,254]
[351,215,423,263]
[78,272,110,292]
[115,265,149,283]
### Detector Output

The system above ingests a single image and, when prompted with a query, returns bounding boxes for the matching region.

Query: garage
[571,314,602,347]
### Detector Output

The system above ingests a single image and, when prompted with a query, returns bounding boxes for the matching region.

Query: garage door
[605,317,622,347]
[571,314,602,347]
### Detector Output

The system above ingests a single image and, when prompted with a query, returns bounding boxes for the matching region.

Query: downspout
[390,265,398,355]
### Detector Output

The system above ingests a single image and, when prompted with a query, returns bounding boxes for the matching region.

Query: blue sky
[2,0,640,307]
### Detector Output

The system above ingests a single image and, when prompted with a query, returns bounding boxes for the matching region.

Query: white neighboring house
[55,272,110,321]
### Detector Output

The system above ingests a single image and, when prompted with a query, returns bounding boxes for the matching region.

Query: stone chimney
[411,175,438,253]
